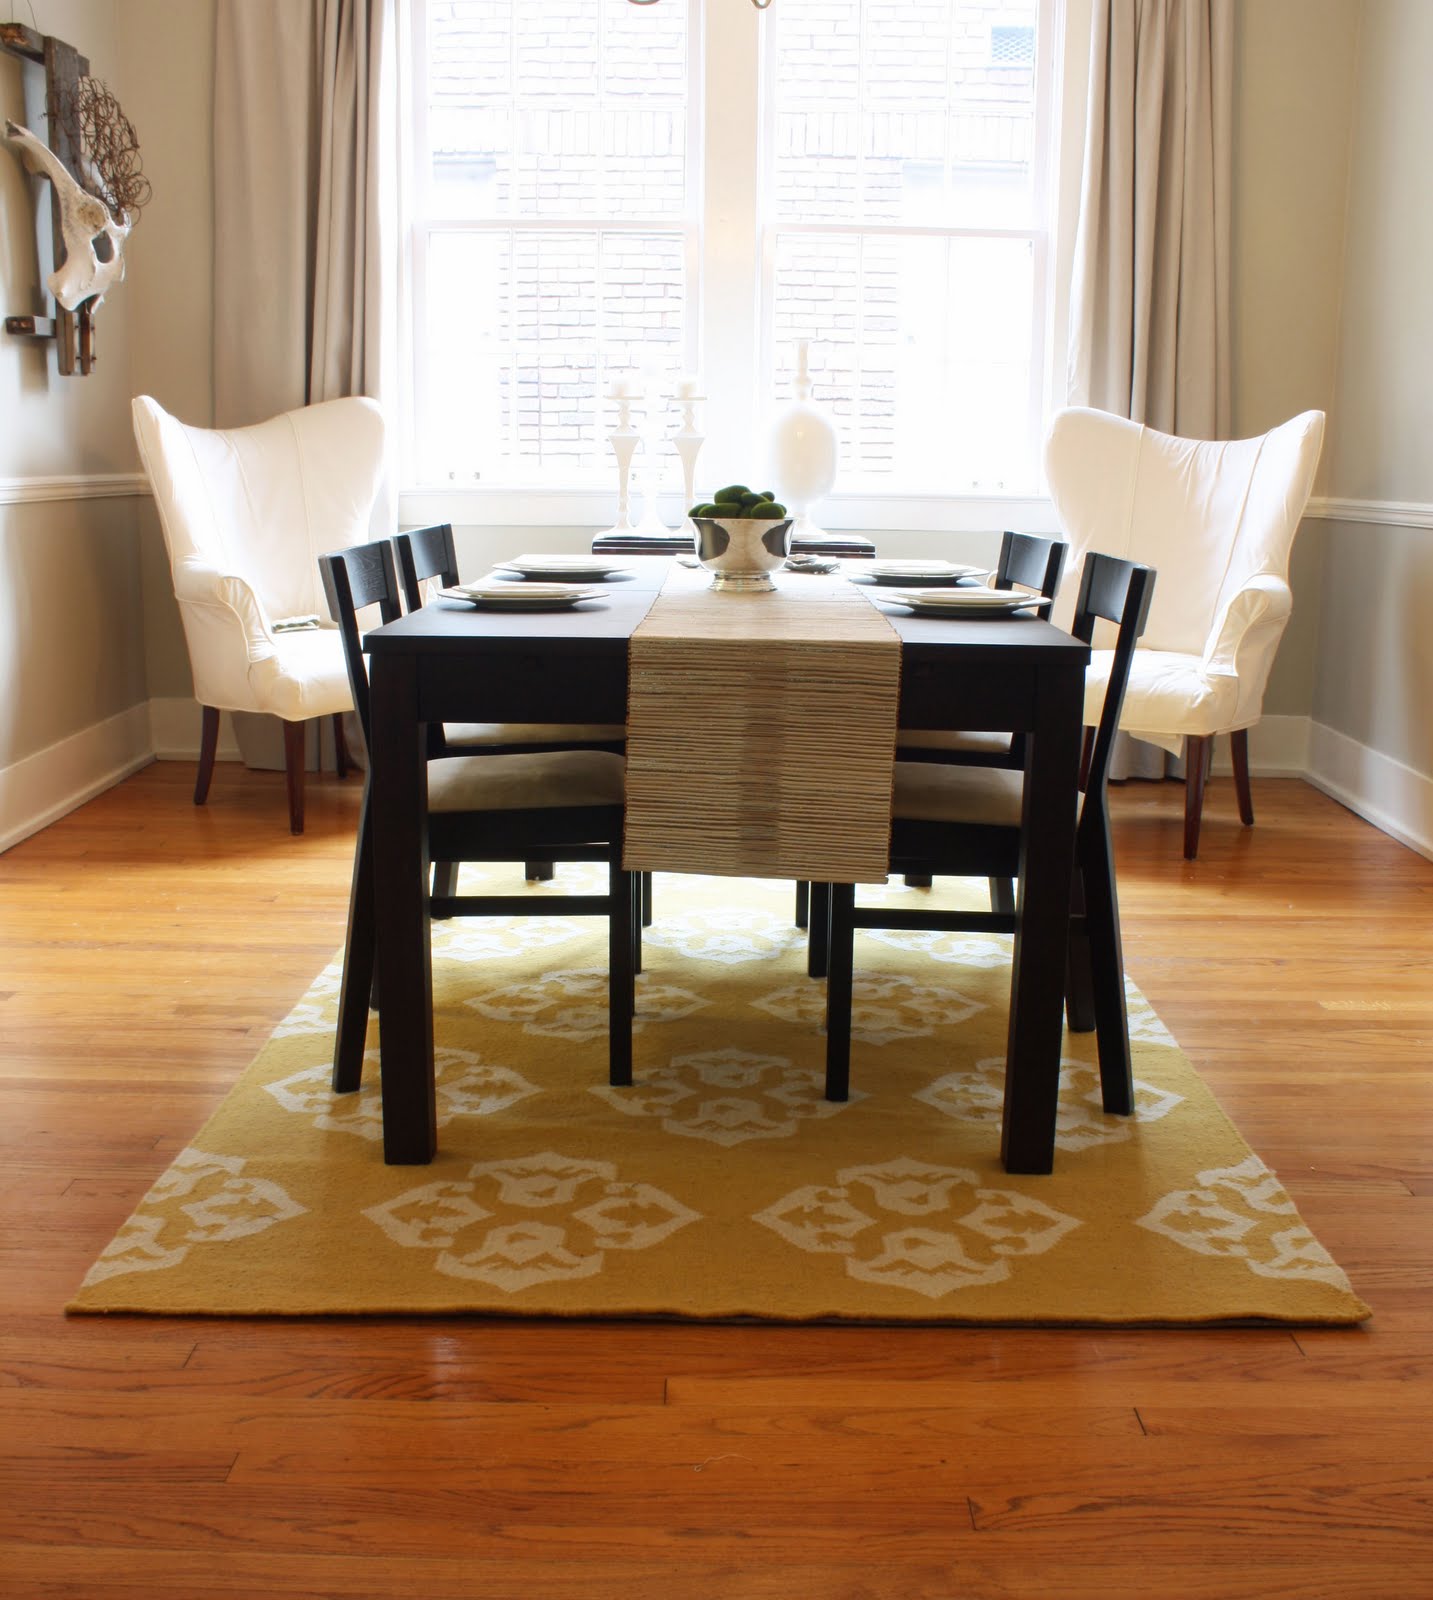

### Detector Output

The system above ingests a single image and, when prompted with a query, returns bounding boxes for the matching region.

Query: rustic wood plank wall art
[1,21,149,375]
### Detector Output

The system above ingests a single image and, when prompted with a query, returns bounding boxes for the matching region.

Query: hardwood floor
[2,761,1431,1599]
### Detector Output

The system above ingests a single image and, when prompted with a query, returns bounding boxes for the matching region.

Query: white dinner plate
[882,585,1046,618]
[495,555,633,581]
[857,559,986,586]
[438,582,604,611]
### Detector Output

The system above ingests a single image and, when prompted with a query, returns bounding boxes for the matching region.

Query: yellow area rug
[69,869,1369,1324]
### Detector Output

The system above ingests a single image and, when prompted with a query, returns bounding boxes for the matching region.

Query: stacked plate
[494,555,632,581]
[881,585,1046,618]
[855,559,986,586]
[438,582,603,611]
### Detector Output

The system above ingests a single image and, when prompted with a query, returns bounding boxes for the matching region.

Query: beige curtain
[1067,0,1232,777]
[213,0,393,429]
[212,0,394,772]
[1067,0,1233,439]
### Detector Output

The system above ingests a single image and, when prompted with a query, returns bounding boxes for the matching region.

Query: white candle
[677,375,700,399]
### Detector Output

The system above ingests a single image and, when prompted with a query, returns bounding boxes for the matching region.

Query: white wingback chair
[132,394,386,834]
[1044,407,1326,859]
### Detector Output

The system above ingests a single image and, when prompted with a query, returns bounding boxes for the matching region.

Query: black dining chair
[393,523,655,934]
[816,549,1155,1112]
[319,539,639,1096]
[796,530,1069,942]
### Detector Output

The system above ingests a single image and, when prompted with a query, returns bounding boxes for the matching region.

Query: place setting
[435,580,606,612]
[848,557,989,587]
[873,584,1051,618]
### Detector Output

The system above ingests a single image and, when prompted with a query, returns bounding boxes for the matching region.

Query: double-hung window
[404,0,1056,525]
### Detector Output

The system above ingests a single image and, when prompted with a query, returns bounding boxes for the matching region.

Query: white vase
[769,340,838,542]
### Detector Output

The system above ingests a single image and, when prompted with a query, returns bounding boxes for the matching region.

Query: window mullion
[700,0,763,489]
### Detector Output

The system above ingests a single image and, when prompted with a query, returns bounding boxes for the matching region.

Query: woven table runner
[623,563,901,882]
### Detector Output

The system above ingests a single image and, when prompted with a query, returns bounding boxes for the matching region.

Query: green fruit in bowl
[692,489,790,520]
[712,484,749,505]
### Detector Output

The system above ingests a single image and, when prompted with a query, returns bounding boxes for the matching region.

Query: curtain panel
[1067,0,1233,440]
[213,0,394,430]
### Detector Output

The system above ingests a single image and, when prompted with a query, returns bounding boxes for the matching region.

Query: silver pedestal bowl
[690,516,795,592]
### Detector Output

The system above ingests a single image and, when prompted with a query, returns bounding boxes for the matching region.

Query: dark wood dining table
[363,556,1090,1173]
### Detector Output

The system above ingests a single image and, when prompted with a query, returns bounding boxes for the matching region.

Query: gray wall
[1314,0,1433,778]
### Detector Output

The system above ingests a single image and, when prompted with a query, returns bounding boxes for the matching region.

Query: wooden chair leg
[194,705,220,805]
[526,861,555,881]
[1230,727,1255,826]
[794,880,810,929]
[1064,869,1096,1035]
[903,874,933,888]
[332,713,350,779]
[1183,734,1213,860]
[1080,822,1134,1115]
[824,882,856,1101]
[608,859,635,1087]
[333,784,376,1093]
[641,871,653,928]
[989,877,1015,916]
[807,881,831,979]
[632,870,643,976]
[282,719,306,835]
[431,861,459,918]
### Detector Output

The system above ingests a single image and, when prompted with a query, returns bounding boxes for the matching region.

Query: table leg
[1001,666,1084,1174]
[369,652,437,1163]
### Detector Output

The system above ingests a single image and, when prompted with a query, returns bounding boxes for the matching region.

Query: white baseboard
[1215,714,1311,776]
[1304,721,1433,863]
[5,702,1429,865]
[0,704,155,853]
[148,698,242,762]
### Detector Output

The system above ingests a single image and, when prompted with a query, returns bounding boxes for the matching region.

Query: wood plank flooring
[2,761,1431,1599]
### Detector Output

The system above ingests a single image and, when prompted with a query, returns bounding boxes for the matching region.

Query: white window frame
[397,0,1092,538]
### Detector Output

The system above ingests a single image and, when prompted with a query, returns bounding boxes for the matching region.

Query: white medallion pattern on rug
[752,970,984,1043]
[265,1048,540,1142]
[464,966,707,1039]
[637,908,803,965]
[859,926,1013,970]
[590,1046,861,1145]
[79,1148,307,1285]
[436,917,589,963]
[364,1151,701,1291]
[914,1055,1184,1150]
[754,1156,1081,1299]
[1136,1154,1356,1288]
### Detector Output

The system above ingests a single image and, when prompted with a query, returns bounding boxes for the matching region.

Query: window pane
[772,0,1040,229]
[426,0,688,220]
[419,228,687,485]
[772,231,1036,493]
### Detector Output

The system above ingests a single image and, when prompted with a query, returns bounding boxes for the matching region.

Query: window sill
[398,486,1061,536]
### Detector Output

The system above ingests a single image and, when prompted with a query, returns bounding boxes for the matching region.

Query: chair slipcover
[132,395,386,723]
[1044,407,1325,755]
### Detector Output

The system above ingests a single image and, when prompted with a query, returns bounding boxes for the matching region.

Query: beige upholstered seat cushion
[443,722,626,748]
[895,729,1014,757]
[892,761,1024,826]
[427,750,625,813]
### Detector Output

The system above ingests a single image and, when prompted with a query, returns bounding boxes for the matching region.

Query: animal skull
[4,118,130,311]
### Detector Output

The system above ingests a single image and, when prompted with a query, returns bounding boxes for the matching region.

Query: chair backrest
[317,541,403,755]
[1070,552,1156,820]
[393,523,458,612]
[132,394,387,624]
[1043,408,1323,654]
[995,531,1067,598]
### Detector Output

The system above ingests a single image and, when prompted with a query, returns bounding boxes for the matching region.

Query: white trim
[148,699,243,763]
[1304,721,1433,864]
[0,705,154,854]
[1305,495,1433,530]
[0,472,149,506]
